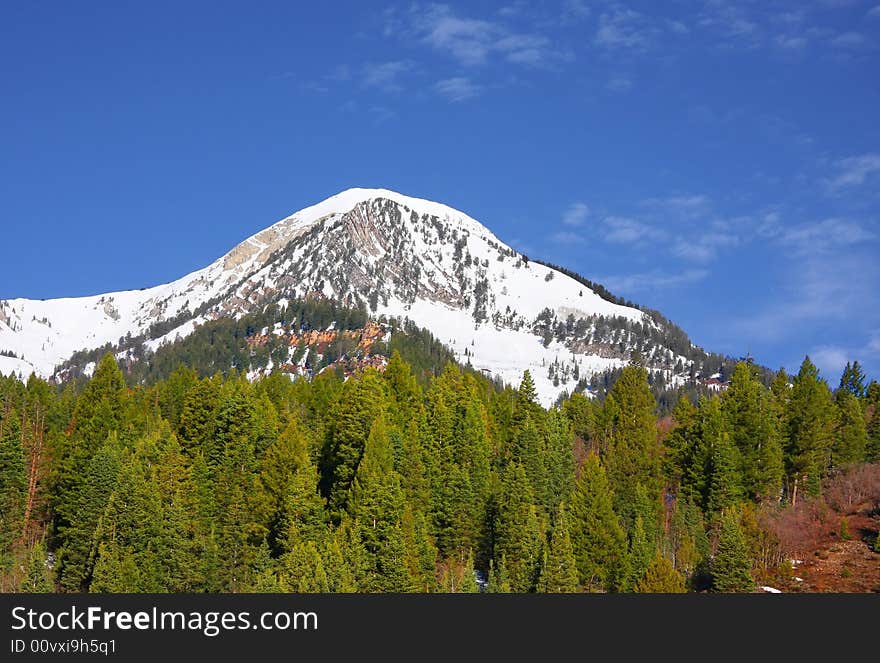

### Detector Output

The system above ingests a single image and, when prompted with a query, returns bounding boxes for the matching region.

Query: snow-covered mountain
[0,188,694,405]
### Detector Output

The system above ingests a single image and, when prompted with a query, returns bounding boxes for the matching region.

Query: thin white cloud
[672,232,739,262]
[641,194,711,218]
[826,153,880,190]
[776,35,808,49]
[551,230,585,244]
[667,19,690,35]
[869,5,880,18]
[809,346,851,379]
[734,250,879,342]
[607,76,633,93]
[602,216,661,243]
[600,269,708,294]
[562,202,589,227]
[410,4,565,67]
[362,61,414,91]
[561,0,591,22]
[830,31,867,48]
[595,8,654,50]
[780,218,875,252]
[434,77,481,102]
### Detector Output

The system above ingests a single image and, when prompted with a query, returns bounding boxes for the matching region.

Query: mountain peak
[0,187,697,405]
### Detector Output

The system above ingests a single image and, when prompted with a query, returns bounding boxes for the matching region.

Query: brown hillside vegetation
[760,463,880,593]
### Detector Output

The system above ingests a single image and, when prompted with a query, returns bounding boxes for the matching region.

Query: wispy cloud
[601,268,708,294]
[826,153,880,191]
[602,216,661,243]
[868,5,880,18]
[809,345,851,379]
[779,218,875,252]
[606,76,633,93]
[551,230,585,244]
[562,202,589,227]
[410,4,566,67]
[642,194,711,217]
[434,77,481,102]
[830,31,867,49]
[672,232,739,262]
[362,60,414,92]
[776,34,808,50]
[594,8,655,51]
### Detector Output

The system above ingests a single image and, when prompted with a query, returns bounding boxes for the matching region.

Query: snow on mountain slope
[0,188,654,405]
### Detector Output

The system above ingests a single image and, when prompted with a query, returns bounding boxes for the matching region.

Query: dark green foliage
[787,357,835,499]
[537,504,579,593]
[635,553,686,593]
[2,312,876,595]
[0,405,26,568]
[569,454,626,591]
[712,509,754,593]
[493,463,541,593]
[833,391,867,466]
[601,365,662,518]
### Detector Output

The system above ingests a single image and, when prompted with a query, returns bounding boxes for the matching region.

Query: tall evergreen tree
[635,552,686,593]
[0,405,26,567]
[722,362,783,501]
[838,361,867,399]
[712,509,754,593]
[602,365,661,517]
[493,462,542,593]
[536,503,579,593]
[833,391,867,466]
[786,357,835,501]
[568,454,626,591]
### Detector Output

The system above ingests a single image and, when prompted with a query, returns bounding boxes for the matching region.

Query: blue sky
[1,1,879,383]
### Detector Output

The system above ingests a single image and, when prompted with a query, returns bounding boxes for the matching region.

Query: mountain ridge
[0,187,721,405]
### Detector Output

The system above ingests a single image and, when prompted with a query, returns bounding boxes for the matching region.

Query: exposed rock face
[0,188,701,405]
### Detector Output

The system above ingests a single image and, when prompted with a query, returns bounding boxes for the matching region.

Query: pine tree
[787,357,835,501]
[0,405,26,567]
[402,506,438,592]
[833,391,867,466]
[635,552,686,593]
[866,381,880,461]
[537,504,579,593]
[838,361,867,399]
[324,370,388,517]
[623,515,655,591]
[281,540,330,592]
[257,419,326,553]
[707,431,742,516]
[57,438,122,592]
[493,463,542,592]
[722,362,783,501]
[712,509,754,593]
[602,365,661,517]
[487,556,512,593]
[55,354,127,541]
[19,540,54,592]
[568,454,627,591]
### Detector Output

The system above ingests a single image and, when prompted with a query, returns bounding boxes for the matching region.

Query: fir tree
[833,391,867,466]
[722,362,783,501]
[0,405,26,567]
[602,365,661,517]
[536,504,579,593]
[635,552,686,593]
[568,454,627,591]
[493,463,542,592]
[19,540,54,592]
[712,509,754,593]
[787,357,835,501]
[487,556,512,593]
[838,361,867,399]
